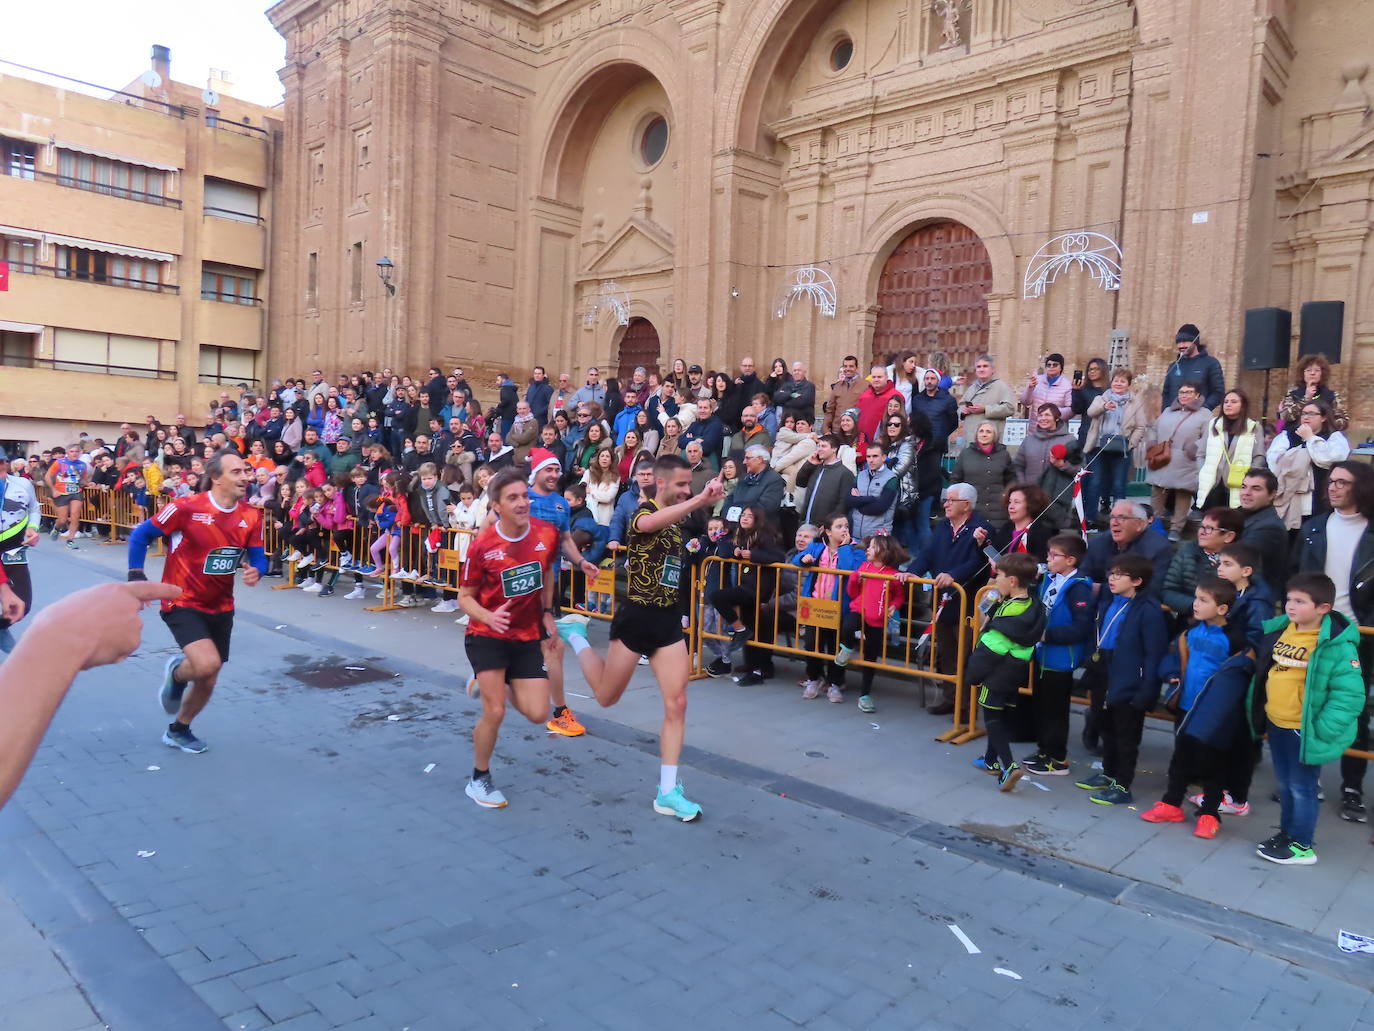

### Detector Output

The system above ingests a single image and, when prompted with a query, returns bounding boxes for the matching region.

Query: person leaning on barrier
[904,482,995,716]
[1292,459,1374,827]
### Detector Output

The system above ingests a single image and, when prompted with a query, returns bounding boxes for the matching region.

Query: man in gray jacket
[795,435,855,527]
[569,367,607,410]
[848,443,898,539]
[724,445,786,528]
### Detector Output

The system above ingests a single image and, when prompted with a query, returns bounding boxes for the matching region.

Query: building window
[639,116,668,167]
[307,251,319,309]
[198,345,257,386]
[55,149,170,205]
[0,330,37,368]
[54,245,164,291]
[1,235,38,273]
[830,37,854,71]
[2,137,36,180]
[203,177,262,224]
[52,328,167,378]
[201,263,258,304]
[350,242,363,303]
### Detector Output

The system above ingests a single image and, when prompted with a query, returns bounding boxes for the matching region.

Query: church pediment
[583,218,675,277]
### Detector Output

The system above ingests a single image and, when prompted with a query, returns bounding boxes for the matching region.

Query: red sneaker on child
[1139,801,1185,823]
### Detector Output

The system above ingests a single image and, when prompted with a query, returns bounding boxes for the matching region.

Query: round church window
[831,38,854,71]
[640,116,669,167]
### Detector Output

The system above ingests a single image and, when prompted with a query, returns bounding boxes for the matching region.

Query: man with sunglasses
[1294,460,1374,826]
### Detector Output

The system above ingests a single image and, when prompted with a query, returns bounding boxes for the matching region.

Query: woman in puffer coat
[770,414,818,494]
[951,421,1015,527]
[1144,381,1211,540]
[1196,388,1266,509]
[1014,403,1076,486]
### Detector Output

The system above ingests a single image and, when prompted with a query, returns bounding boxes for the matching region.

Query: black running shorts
[161,606,234,663]
[609,600,685,658]
[465,634,547,680]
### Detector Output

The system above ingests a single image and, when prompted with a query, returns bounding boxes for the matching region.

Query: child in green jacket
[1249,572,1366,865]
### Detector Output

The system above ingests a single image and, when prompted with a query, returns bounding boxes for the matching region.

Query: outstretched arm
[634,478,725,535]
[125,518,169,580]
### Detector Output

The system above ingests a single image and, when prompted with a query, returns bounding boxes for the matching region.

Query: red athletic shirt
[153,493,264,614]
[460,517,558,642]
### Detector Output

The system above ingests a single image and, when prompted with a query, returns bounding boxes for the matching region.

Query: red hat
[527,447,561,481]
[1050,444,1068,460]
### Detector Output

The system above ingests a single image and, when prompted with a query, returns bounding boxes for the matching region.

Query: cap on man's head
[1175,323,1201,343]
[688,364,703,374]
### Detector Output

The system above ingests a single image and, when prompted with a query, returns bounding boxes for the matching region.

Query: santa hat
[527,447,561,481]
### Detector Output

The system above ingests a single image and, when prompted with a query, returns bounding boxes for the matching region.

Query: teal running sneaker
[555,613,590,648]
[1074,772,1112,790]
[159,655,185,716]
[1089,783,1133,806]
[653,783,702,822]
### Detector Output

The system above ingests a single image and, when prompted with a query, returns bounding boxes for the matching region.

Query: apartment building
[0,46,279,453]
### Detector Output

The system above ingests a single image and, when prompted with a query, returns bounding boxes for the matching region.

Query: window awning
[42,231,174,262]
[0,320,44,334]
[0,224,42,240]
[0,128,49,145]
[54,139,179,172]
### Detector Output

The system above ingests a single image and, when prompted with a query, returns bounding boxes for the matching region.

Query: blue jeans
[1267,722,1321,847]
[1083,447,1130,520]
[894,496,934,562]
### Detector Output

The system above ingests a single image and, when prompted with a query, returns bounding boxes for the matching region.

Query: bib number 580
[203,547,244,576]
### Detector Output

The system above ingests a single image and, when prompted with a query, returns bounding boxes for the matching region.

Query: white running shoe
[339,552,354,568]
[465,676,480,697]
[406,569,422,582]
[301,553,317,567]
[301,581,324,593]
[396,595,416,607]
[344,586,367,600]
[432,599,458,613]
[454,614,470,626]
[801,679,821,700]
[465,775,507,808]
[390,568,412,582]
[287,550,303,563]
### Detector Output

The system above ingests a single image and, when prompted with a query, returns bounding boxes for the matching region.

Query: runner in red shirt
[127,452,266,754]
[458,467,559,808]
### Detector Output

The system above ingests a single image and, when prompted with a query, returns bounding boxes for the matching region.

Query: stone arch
[594,297,672,373]
[719,0,1158,153]
[533,31,686,202]
[859,194,1017,304]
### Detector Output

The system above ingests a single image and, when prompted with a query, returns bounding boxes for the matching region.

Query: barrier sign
[437,548,463,571]
[796,596,841,630]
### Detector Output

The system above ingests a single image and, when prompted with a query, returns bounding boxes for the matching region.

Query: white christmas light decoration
[580,280,632,327]
[1023,232,1123,299]
[775,266,838,319]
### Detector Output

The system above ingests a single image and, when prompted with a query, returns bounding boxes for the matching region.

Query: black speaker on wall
[1300,301,1345,364]
[1242,307,1291,371]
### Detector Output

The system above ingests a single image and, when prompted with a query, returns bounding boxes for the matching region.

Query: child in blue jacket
[1141,576,1253,837]
[795,511,864,702]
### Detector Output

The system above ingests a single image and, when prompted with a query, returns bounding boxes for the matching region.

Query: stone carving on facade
[775,267,838,319]
[1022,231,1122,299]
[934,0,967,51]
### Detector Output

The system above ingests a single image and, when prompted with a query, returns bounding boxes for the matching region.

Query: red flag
[0,261,9,292]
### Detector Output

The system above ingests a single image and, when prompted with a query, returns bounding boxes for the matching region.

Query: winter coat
[908,513,995,595]
[1239,504,1287,598]
[848,464,898,540]
[1144,397,1210,491]
[771,427,817,488]
[1267,429,1351,526]
[1021,375,1073,418]
[967,595,1048,705]
[406,481,451,526]
[507,416,539,463]
[773,378,817,423]
[911,387,959,450]
[824,376,866,434]
[727,424,774,464]
[855,383,902,443]
[1038,441,1082,532]
[315,493,350,532]
[846,560,905,627]
[1248,612,1367,764]
[951,443,1015,526]
[956,377,1017,443]
[568,503,608,565]
[1294,510,1374,625]
[1161,540,1218,617]
[1162,346,1226,410]
[525,380,553,426]
[582,473,619,526]
[993,520,1055,562]
[1196,417,1266,506]
[1083,392,1149,454]
[1014,421,1076,485]
[796,540,865,600]
[1095,592,1169,709]
[724,467,787,524]
[1081,528,1175,599]
[795,459,856,529]
[1072,382,1107,448]
[1176,650,1256,750]
[1036,574,1095,672]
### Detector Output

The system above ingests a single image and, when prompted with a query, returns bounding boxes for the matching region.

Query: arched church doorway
[616,317,661,382]
[872,221,992,375]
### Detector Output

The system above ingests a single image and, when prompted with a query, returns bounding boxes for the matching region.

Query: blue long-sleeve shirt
[127,518,268,577]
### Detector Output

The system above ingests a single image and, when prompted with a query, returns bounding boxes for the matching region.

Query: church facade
[264,0,1374,423]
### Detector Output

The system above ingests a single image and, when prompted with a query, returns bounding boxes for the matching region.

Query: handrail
[32,167,182,208]
[203,206,265,225]
[205,116,269,139]
[0,58,188,117]
[5,262,179,294]
[200,290,263,306]
[1,356,175,379]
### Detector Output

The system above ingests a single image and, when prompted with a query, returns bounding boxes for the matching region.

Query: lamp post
[376,256,395,296]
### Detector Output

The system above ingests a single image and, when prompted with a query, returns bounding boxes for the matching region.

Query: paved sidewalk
[56,543,1374,940]
[3,547,1373,1030]
[0,891,104,1031]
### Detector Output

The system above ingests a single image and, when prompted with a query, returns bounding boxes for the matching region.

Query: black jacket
[1294,510,1374,625]
[1162,345,1226,410]
[795,459,856,528]
[1239,504,1289,600]
[1081,528,1175,599]
[773,378,817,423]
[911,388,959,450]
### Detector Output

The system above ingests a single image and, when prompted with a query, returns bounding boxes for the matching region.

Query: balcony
[0,266,180,339]
[201,212,265,268]
[0,172,182,255]
[197,298,263,351]
[200,121,270,187]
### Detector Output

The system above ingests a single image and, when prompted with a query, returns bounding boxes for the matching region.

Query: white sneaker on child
[344,586,367,600]
[432,599,458,613]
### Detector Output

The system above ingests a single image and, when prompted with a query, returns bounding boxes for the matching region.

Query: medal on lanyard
[1093,601,1129,664]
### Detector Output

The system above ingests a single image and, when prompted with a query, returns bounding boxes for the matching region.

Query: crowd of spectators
[8,328,1373,862]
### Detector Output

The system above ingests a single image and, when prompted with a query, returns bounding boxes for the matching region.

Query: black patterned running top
[627,498,684,607]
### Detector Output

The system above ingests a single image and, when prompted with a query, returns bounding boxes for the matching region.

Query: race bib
[660,555,682,589]
[203,546,244,575]
[1,546,28,565]
[501,561,543,598]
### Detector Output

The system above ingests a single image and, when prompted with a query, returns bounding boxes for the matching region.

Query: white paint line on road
[994,968,1022,980]
[947,924,980,954]
[346,666,366,671]
[136,850,156,858]
[567,692,592,699]
[1028,779,1050,791]
[145,766,160,772]
[386,715,403,721]
[423,763,436,774]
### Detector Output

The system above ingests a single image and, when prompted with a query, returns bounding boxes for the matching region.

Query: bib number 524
[501,561,543,598]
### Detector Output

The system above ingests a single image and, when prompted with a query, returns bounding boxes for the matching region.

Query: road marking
[423,763,436,774]
[994,967,1022,980]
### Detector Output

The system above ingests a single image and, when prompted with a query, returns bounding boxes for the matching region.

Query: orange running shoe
[1139,801,1186,823]
[547,708,586,737]
[1194,814,1220,839]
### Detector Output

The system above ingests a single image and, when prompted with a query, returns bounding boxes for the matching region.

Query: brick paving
[3,550,1373,1029]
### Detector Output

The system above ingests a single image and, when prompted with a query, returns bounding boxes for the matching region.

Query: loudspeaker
[1242,307,1291,371]
[1300,301,1345,364]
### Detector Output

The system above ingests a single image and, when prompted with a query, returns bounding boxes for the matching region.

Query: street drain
[288,663,395,689]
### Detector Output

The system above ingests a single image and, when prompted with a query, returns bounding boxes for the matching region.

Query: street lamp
[376,255,396,296]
